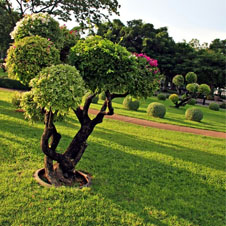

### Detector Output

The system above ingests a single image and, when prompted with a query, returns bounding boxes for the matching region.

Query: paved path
[89,109,226,139]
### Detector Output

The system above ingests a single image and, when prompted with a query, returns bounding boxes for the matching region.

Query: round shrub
[209,103,219,111]
[6,36,60,86]
[123,96,140,111]
[11,91,23,108]
[186,83,199,93]
[99,91,106,100]
[147,102,166,118]
[198,84,211,96]
[187,98,196,105]
[83,93,99,104]
[10,13,63,49]
[185,72,197,83]
[220,102,226,109]
[157,93,166,100]
[185,108,203,122]
[30,64,85,114]
[172,74,184,87]
[169,94,179,104]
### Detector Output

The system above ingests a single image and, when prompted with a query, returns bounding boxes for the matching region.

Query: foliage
[169,94,179,104]
[69,35,161,97]
[187,98,196,105]
[83,92,99,104]
[123,96,139,111]
[0,77,29,90]
[98,91,106,100]
[172,74,184,87]
[157,93,166,100]
[11,91,22,108]
[209,103,219,111]
[10,13,64,49]
[198,84,211,96]
[6,36,60,86]
[220,102,226,109]
[147,102,166,118]
[185,72,197,83]
[186,83,199,93]
[0,0,120,28]
[30,64,85,115]
[185,107,203,122]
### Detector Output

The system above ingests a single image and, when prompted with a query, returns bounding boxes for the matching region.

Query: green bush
[198,84,211,96]
[6,36,60,86]
[220,102,226,109]
[185,72,197,83]
[0,78,29,90]
[157,93,166,100]
[147,102,166,118]
[187,98,196,105]
[10,13,63,49]
[123,96,139,111]
[99,91,106,100]
[169,94,179,104]
[172,74,184,87]
[209,103,219,111]
[185,108,203,122]
[11,91,23,108]
[186,83,199,93]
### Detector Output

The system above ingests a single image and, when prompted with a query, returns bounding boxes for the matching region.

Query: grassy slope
[0,90,225,226]
[91,97,226,132]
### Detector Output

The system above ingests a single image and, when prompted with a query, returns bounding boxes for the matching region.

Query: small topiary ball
[157,93,166,100]
[123,96,139,111]
[99,91,106,100]
[147,102,166,118]
[209,103,219,111]
[187,98,196,105]
[185,107,203,122]
[6,36,60,86]
[169,94,179,104]
[185,72,197,83]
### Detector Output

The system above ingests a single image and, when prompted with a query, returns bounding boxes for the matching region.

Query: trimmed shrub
[157,93,166,100]
[185,108,203,122]
[11,91,23,108]
[198,84,211,96]
[123,96,139,111]
[187,98,196,105]
[99,91,106,100]
[172,74,184,87]
[186,83,199,93]
[6,36,60,86]
[169,94,179,104]
[147,102,166,118]
[220,102,226,109]
[0,78,29,90]
[209,103,219,111]
[185,72,197,83]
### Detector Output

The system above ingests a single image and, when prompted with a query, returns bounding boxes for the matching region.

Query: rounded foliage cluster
[30,64,85,114]
[123,96,140,111]
[10,13,63,49]
[147,102,166,118]
[198,84,211,96]
[172,74,184,87]
[185,72,197,83]
[99,91,106,100]
[6,36,60,86]
[187,98,196,105]
[157,93,166,100]
[209,103,219,111]
[185,108,203,122]
[169,94,179,104]
[11,91,23,108]
[186,83,199,93]
[220,102,226,109]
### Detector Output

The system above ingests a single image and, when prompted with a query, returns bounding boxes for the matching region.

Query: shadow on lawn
[86,134,225,226]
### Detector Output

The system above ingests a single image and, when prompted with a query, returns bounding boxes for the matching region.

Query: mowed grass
[91,96,226,132]
[0,90,226,226]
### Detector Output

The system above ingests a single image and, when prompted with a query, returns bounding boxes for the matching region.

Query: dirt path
[89,109,226,139]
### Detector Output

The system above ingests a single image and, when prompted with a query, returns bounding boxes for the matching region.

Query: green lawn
[91,96,226,132]
[0,90,225,226]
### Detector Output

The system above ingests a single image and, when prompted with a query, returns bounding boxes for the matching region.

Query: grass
[91,96,226,132]
[0,89,226,226]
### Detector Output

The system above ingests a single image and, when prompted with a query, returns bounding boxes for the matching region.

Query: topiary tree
[172,74,184,94]
[170,72,210,108]
[7,29,161,186]
[147,102,166,118]
[185,108,203,122]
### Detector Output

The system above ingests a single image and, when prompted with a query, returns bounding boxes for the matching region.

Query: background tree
[0,0,120,28]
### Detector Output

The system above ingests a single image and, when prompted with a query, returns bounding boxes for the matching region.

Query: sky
[108,0,226,44]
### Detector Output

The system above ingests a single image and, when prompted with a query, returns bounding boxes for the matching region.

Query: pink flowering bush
[134,53,158,67]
